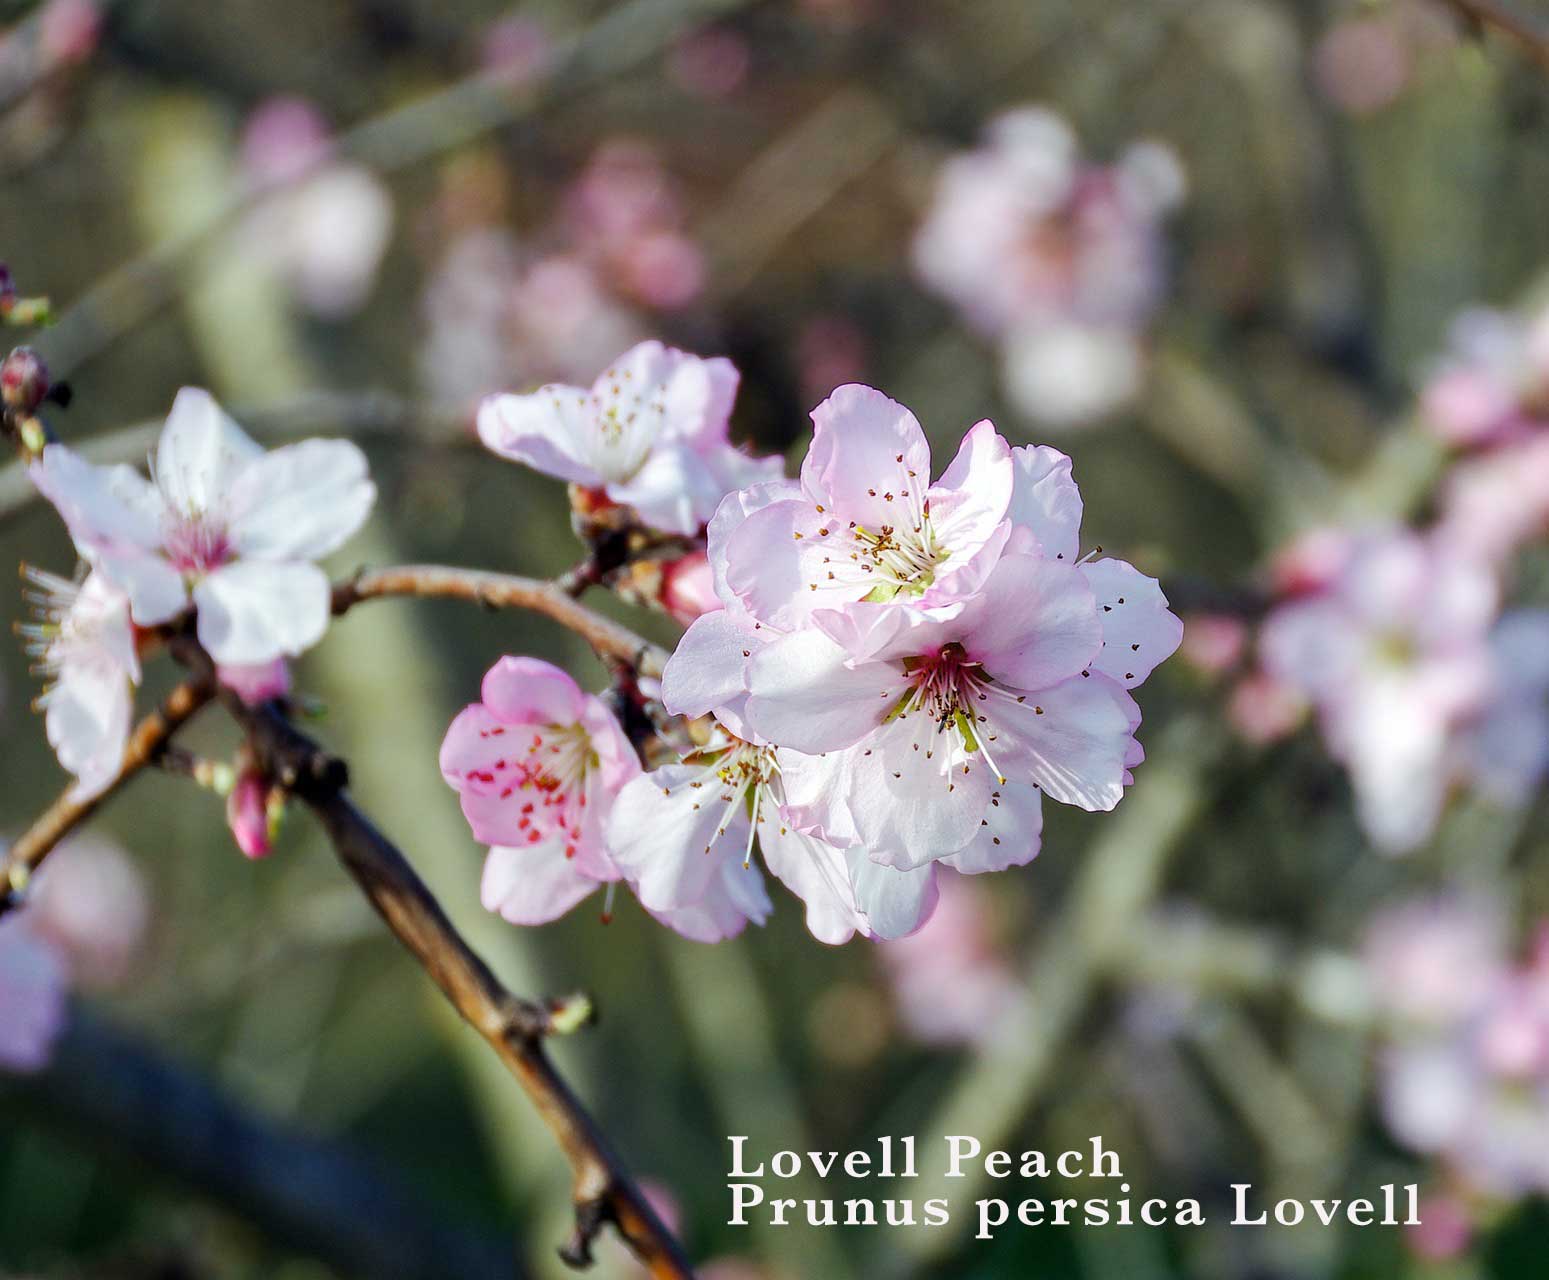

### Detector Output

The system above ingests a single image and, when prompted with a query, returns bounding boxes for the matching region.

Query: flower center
[485,722,597,858]
[887,643,1010,786]
[855,508,947,602]
[683,738,779,865]
[164,513,232,576]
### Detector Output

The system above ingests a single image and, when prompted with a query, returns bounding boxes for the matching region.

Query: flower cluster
[27,387,375,799]
[1367,894,1549,1222]
[419,138,706,403]
[1197,296,1549,855]
[912,106,1184,427]
[453,351,1181,943]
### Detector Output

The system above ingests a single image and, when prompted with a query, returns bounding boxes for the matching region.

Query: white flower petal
[480,843,602,925]
[744,630,903,754]
[193,560,331,665]
[1081,558,1184,690]
[477,387,608,486]
[155,388,263,514]
[227,438,375,560]
[46,657,132,802]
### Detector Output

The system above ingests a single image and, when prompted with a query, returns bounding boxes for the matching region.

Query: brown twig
[0,677,213,916]
[332,564,670,679]
[168,635,693,1275]
[1443,0,1549,72]
[8,1012,521,1280]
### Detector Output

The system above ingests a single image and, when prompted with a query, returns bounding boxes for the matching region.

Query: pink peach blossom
[441,658,640,925]
[478,341,783,536]
[32,389,375,667]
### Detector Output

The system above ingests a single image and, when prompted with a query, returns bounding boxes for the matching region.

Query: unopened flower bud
[2,347,50,416]
[659,550,720,625]
[227,772,275,859]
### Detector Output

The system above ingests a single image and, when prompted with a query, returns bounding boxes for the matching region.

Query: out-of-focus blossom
[1313,2,1460,117]
[668,26,751,100]
[28,833,148,990]
[0,915,67,1073]
[794,314,868,409]
[1261,529,1496,852]
[226,771,275,860]
[479,341,783,536]
[37,0,101,68]
[32,388,375,667]
[1406,1190,1473,1262]
[1368,894,1549,1202]
[218,658,292,707]
[879,870,1019,1046]
[1457,610,1549,806]
[420,233,642,401]
[1179,614,1246,676]
[479,15,552,88]
[563,141,706,310]
[1000,320,1144,428]
[913,107,1183,426]
[441,658,640,925]
[1269,526,1354,598]
[238,98,394,320]
[1313,13,1413,116]
[1423,306,1549,449]
[1436,434,1549,567]
[20,569,139,801]
[1225,669,1306,745]
[1364,893,1504,1029]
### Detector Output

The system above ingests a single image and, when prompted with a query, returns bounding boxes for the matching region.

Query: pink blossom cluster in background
[1366,894,1549,1248]
[1424,302,1549,568]
[0,834,147,1074]
[1181,296,1549,856]
[912,106,1184,427]
[236,97,395,321]
[878,869,1020,1046]
[419,138,707,405]
[453,339,1183,942]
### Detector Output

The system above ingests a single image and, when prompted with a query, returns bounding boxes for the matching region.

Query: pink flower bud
[218,658,292,706]
[1227,671,1306,745]
[1178,613,1246,676]
[659,551,721,625]
[1405,1192,1472,1262]
[227,772,274,859]
[1,346,50,415]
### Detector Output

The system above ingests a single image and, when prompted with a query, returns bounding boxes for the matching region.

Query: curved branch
[8,1012,520,1280]
[1443,0,1549,72]
[0,677,212,917]
[172,636,693,1275]
[333,565,671,679]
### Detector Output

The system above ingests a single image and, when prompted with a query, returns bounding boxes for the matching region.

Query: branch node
[558,1195,613,1269]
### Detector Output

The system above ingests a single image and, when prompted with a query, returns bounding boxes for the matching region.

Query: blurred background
[3,0,1549,1276]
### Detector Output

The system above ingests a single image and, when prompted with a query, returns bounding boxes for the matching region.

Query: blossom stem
[0,677,213,917]
[172,634,694,1276]
[331,564,671,679]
